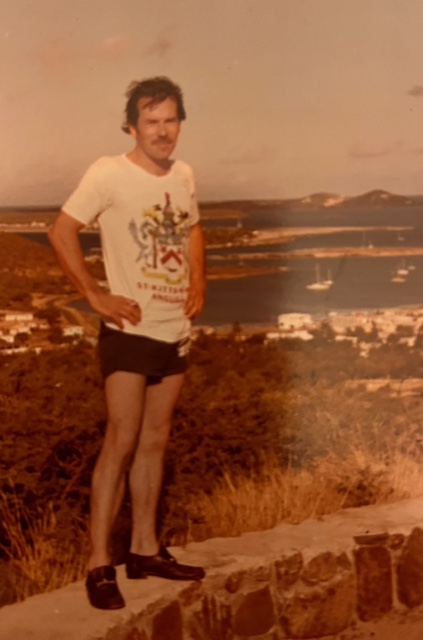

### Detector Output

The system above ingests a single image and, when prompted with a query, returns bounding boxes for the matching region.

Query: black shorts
[98,322,190,381]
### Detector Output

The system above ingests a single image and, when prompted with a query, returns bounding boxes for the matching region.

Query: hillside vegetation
[1,330,423,601]
[0,232,71,308]
[1,230,423,603]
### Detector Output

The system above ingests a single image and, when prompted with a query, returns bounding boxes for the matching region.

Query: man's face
[129,97,181,164]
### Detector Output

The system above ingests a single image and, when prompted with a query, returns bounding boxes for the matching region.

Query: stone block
[225,566,271,594]
[278,573,356,638]
[302,552,347,585]
[252,565,272,583]
[274,551,303,591]
[353,533,389,546]
[232,586,275,636]
[151,601,183,640]
[189,594,234,640]
[388,533,405,550]
[397,527,423,608]
[225,570,248,594]
[353,544,392,621]
[179,580,204,606]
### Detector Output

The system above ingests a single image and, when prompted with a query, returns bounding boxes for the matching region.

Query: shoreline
[3,223,421,260]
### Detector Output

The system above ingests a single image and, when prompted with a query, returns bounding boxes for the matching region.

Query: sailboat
[397,259,409,277]
[391,266,406,283]
[306,264,332,291]
[362,232,374,249]
[322,269,333,286]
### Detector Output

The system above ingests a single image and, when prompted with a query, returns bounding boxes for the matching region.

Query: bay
[17,204,423,325]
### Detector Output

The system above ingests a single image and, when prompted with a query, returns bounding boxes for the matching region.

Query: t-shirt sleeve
[185,164,200,226]
[62,158,111,226]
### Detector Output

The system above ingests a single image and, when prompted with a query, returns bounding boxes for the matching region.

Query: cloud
[408,85,423,98]
[349,142,401,159]
[220,145,279,165]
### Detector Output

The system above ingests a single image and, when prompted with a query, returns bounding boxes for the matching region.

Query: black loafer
[126,546,205,581]
[86,565,125,610]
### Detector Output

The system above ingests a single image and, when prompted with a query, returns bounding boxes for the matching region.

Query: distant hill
[292,192,347,209]
[200,189,421,212]
[2,190,422,218]
[286,189,420,210]
[340,189,417,208]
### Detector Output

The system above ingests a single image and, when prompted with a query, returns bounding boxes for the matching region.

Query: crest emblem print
[128,192,189,284]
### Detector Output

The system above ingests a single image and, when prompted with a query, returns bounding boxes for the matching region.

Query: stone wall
[1,499,423,640]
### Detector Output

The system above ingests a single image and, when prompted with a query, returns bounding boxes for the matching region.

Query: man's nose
[157,122,167,136]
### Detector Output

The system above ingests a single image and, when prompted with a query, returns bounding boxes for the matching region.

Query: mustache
[153,137,172,144]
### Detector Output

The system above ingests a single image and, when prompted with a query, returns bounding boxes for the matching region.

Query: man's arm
[185,222,206,319]
[48,211,141,329]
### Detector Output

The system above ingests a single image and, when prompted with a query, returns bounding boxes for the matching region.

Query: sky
[2,0,423,205]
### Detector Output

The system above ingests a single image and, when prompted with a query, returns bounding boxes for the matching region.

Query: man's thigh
[142,373,186,429]
[105,371,147,434]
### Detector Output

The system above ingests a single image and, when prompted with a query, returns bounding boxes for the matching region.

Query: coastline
[4,218,423,327]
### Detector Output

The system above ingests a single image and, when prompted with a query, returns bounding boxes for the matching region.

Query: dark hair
[122,76,186,133]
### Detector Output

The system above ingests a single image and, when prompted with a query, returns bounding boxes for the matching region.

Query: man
[49,77,206,610]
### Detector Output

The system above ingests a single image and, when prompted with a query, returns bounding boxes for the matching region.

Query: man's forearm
[184,222,206,319]
[49,211,141,328]
[189,222,206,288]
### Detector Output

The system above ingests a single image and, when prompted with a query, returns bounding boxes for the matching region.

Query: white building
[62,326,84,338]
[4,312,34,322]
[278,313,313,331]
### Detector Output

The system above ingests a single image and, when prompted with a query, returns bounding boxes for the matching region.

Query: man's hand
[184,279,206,320]
[87,290,141,329]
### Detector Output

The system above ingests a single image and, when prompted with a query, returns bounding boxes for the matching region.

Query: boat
[362,232,374,249]
[322,269,334,286]
[306,264,332,291]
[397,259,409,277]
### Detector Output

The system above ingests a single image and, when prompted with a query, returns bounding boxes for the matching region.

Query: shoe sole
[127,568,204,581]
[126,570,148,580]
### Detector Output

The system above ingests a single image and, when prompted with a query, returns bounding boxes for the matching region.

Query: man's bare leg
[128,373,185,556]
[88,371,147,570]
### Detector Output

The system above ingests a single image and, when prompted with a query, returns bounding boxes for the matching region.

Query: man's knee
[139,420,172,454]
[103,422,139,467]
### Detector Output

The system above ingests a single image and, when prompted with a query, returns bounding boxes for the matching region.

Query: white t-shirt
[63,154,200,342]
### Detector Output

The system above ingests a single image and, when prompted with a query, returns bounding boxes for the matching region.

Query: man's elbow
[47,221,56,242]
[190,222,205,243]
[48,211,82,248]
[47,221,59,249]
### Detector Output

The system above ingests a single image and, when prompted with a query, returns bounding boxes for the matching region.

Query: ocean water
[18,204,423,325]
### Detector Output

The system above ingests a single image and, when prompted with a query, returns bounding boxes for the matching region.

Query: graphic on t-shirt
[128,192,190,285]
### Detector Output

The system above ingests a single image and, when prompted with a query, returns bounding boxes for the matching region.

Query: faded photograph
[1,1,423,639]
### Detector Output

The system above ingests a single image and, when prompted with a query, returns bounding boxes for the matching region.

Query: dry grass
[174,450,423,544]
[0,490,88,601]
[2,448,423,600]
